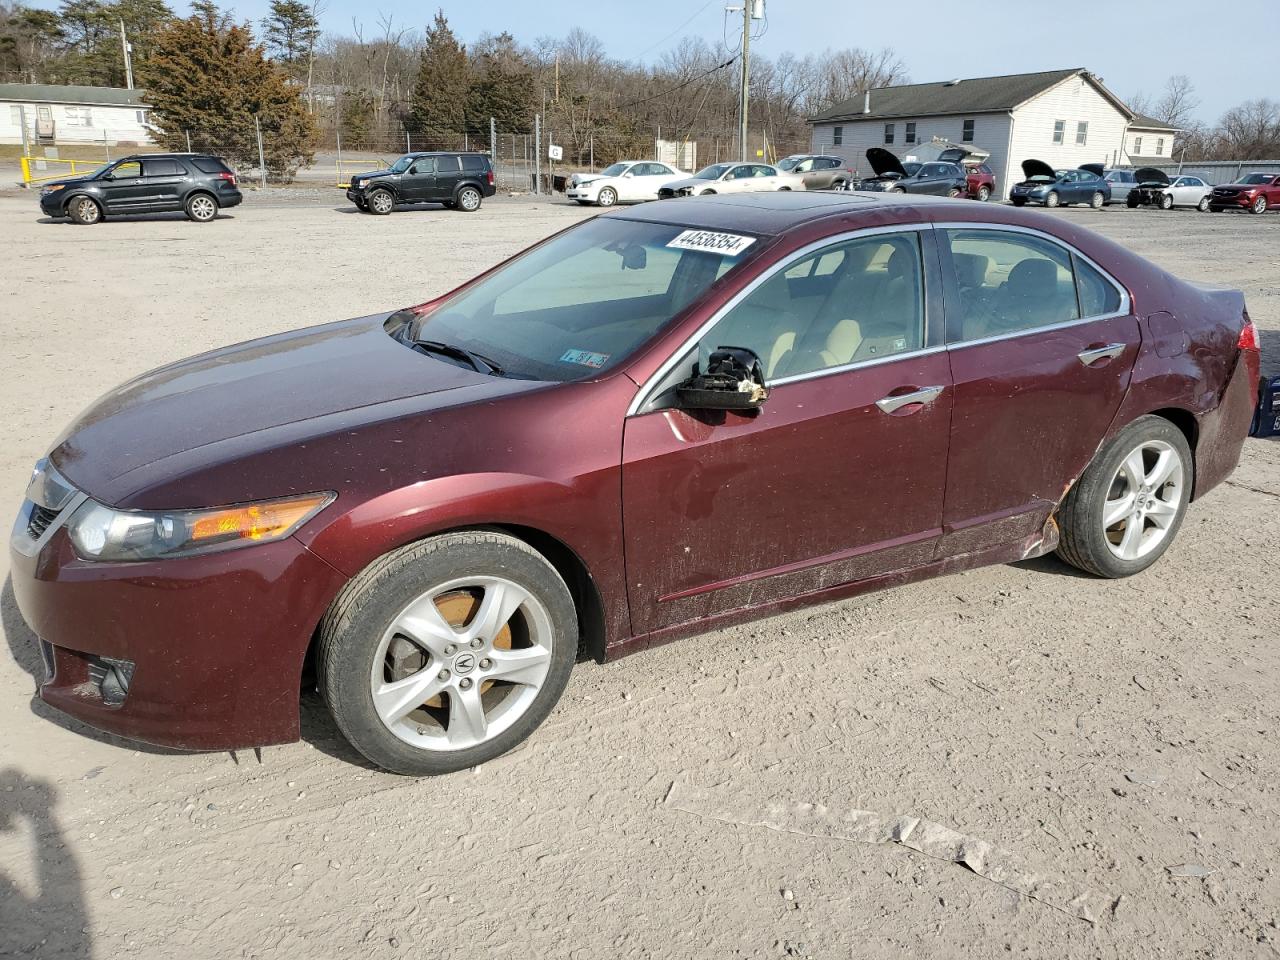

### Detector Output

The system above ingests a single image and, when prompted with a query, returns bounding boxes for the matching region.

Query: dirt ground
[1,189,1278,960]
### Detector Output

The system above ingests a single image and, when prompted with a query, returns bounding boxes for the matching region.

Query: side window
[409,158,435,174]
[655,165,675,176]
[754,165,773,177]
[437,155,461,172]
[1074,255,1122,318]
[461,155,487,172]
[143,159,186,176]
[110,160,142,179]
[944,229,1079,342]
[699,233,925,381]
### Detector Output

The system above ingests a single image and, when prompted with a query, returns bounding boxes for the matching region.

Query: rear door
[936,225,1141,556]
[139,157,190,210]
[433,155,463,201]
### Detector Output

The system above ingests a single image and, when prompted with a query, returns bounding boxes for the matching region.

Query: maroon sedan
[11,193,1262,775]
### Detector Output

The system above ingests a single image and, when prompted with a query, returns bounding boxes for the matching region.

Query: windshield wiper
[412,339,505,376]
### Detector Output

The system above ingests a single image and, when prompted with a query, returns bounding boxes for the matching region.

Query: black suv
[346,152,496,214]
[39,153,242,224]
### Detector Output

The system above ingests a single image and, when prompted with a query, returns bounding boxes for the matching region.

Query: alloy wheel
[1197,197,1210,212]
[369,576,554,751]
[77,198,100,223]
[597,187,616,206]
[977,185,991,201]
[459,188,481,211]
[370,191,394,214]
[1091,192,1104,209]
[1102,439,1184,561]
[189,195,217,221]
[1045,191,1059,208]
[1252,196,1268,214]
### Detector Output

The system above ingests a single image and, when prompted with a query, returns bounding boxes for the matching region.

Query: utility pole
[534,113,542,195]
[119,19,134,90]
[253,114,266,188]
[738,1,750,160]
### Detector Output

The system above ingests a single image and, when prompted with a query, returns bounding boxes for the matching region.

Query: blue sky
[46,0,1276,121]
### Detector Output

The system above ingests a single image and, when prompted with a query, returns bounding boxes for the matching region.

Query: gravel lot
[1,189,1278,960]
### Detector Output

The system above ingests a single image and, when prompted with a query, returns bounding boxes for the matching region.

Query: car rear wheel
[68,196,102,225]
[318,531,578,775]
[185,193,218,222]
[830,179,847,191]
[977,185,991,202]
[1251,196,1268,214]
[1056,415,1192,578]
[1159,193,1174,210]
[456,186,483,212]
[596,186,617,207]
[1090,191,1105,209]
[1127,197,1140,208]
[1044,191,1060,208]
[368,189,395,215]
[1197,196,1210,212]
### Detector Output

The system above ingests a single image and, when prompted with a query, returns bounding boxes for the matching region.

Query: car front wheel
[317,531,578,775]
[1251,196,1268,214]
[1055,415,1192,578]
[1160,193,1174,210]
[368,189,395,215]
[1044,191,1060,208]
[68,196,102,224]
[596,186,617,206]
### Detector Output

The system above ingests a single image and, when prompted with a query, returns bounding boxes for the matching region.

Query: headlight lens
[66,492,334,562]
[42,184,66,194]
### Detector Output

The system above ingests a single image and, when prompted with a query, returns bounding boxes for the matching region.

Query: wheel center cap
[452,653,477,676]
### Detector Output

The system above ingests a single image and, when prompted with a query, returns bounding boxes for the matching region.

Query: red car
[1208,173,1280,214]
[11,193,1262,775]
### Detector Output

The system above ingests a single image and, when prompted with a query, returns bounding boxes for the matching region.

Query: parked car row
[1014,158,1280,214]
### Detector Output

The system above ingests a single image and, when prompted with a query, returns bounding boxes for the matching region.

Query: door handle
[1077,343,1126,366]
[875,385,944,414]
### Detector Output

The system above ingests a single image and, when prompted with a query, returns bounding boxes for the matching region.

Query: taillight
[486,170,494,186]
[218,171,236,186]
[1238,316,1259,351]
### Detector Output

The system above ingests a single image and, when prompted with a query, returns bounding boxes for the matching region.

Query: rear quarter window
[461,155,490,172]
[436,155,461,171]
[191,157,231,174]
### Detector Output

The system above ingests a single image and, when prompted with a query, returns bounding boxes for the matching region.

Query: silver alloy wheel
[977,185,991,201]
[458,187,481,211]
[1045,191,1060,208]
[597,186,616,206]
[369,576,554,751]
[370,191,394,214]
[1091,191,1104,209]
[1252,196,1267,214]
[189,195,217,221]
[1102,439,1184,561]
[77,198,100,223]
[1198,196,1210,212]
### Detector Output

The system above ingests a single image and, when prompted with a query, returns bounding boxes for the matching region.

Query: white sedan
[566,161,687,206]
[657,162,786,199]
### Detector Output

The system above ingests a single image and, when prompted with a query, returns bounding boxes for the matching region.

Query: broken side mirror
[675,347,769,411]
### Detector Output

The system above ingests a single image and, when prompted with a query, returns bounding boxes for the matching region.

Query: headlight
[42,184,66,194]
[66,492,334,562]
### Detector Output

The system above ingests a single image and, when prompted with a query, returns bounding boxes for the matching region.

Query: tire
[1044,191,1060,208]
[699,189,716,195]
[777,186,791,191]
[977,185,991,202]
[947,187,963,198]
[1251,196,1268,215]
[596,186,617,207]
[574,199,591,205]
[1090,191,1104,209]
[1197,196,1210,212]
[1055,415,1193,579]
[1159,193,1174,210]
[317,531,578,775]
[68,196,102,225]
[889,186,905,194]
[456,186,483,212]
[185,193,218,222]
[1011,198,1026,207]
[830,180,847,192]
[1127,197,1140,209]
[368,188,395,215]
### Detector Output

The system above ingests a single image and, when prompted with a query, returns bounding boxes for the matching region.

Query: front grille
[27,503,60,540]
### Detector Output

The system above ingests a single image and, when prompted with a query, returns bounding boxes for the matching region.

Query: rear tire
[947,187,962,198]
[977,185,991,202]
[1056,415,1192,579]
[185,193,218,222]
[368,188,395,215]
[68,196,102,225]
[1090,191,1104,209]
[317,531,578,776]
[456,186,483,212]
[830,179,847,192]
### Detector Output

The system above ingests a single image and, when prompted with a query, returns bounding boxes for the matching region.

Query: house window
[1156,137,1165,155]
[962,118,974,142]
[1134,136,1143,155]
[1076,121,1088,145]
[1053,120,1065,145]
[884,123,895,145]
[9,105,22,126]
[905,122,916,145]
[136,110,147,123]
[63,106,93,127]
[832,125,843,146]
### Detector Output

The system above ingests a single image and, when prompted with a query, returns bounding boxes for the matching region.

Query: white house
[0,83,154,147]
[808,68,1179,197]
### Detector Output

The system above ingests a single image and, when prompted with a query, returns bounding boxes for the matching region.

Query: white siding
[811,112,1012,187]
[1120,129,1176,164]
[1005,74,1128,194]
[0,99,153,146]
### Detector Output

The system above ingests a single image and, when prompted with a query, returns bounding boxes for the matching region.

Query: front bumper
[39,192,66,217]
[9,505,347,751]
[565,188,597,201]
[1208,192,1251,210]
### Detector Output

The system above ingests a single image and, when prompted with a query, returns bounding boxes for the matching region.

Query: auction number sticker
[666,230,757,257]
[560,349,611,369]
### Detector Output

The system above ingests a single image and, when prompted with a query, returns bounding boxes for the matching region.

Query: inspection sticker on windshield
[560,349,610,369]
[667,229,756,257]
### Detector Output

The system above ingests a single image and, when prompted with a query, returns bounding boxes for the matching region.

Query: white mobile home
[0,83,154,147]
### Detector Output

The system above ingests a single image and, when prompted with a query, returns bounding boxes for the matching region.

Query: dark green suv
[346,152,496,214]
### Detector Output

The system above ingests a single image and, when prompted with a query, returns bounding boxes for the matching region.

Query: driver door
[101,159,147,213]
[621,228,952,634]
[400,157,436,201]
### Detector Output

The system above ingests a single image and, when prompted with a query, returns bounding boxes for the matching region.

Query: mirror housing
[676,347,769,411]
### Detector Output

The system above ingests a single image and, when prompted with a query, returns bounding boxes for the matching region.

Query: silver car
[1127,168,1213,211]
[1104,169,1137,204]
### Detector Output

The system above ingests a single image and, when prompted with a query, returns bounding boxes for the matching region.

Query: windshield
[600,162,629,177]
[777,157,803,171]
[1238,173,1273,184]
[902,162,922,177]
[388,155,415,173]
[407,218,756,382]
[86,162,114,179]
[693,163,733,180]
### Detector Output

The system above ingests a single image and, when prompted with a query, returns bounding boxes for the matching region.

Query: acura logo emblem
[452,653,476,675]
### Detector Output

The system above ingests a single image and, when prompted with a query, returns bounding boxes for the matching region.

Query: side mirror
[676,347,769,411]
[622,171,634,178]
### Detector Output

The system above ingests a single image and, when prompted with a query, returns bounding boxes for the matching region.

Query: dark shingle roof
[809,68,1129,124]
[1128,113,1180,132]
[0,83,149,107]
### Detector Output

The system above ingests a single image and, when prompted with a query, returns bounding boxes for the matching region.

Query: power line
[633,0,720,62]
[613,53,739,111]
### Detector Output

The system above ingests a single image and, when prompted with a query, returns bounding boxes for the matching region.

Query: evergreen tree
[260,0,317,81]
[408,9,467,142]
[141,1,315,180]
[465,31,530,131]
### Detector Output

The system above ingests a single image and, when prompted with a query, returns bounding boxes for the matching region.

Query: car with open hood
[1009,160,1110,208]
[37,153,241,224]
[656,162,784,198]
[11,191,1263,776]
[855,148,967,196]
[1207,172,1280,214]
[1126,169,1212,211]
[346,152,495,214]
[565,160,686,206]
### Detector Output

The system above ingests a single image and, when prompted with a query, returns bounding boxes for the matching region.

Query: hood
[1134,166,1170,185]
[352,169,397,184]
[42,174,95,189]
[1078,163,1105,178]
[659,176,707,192]
[571,173,604,186]
[866,147,907,178]
[49,314,533,505]
[1020,158,1057,181]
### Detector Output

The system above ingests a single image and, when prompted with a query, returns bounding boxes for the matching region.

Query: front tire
[68,196,102,224]
[368,188,395,215]
[1056,416,1192,578]
[1160,193,1174,210]
[1197,196,1210,212]
[947,187,963,198]
[1090,191,1105,209]
[456,186,483,212]
[185,193,218,222]
[1044,191,1060,208]
[596,186,617,207]
[1251,196,1268,214]
[1011,197,1027,207]
[317,531,578,775]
